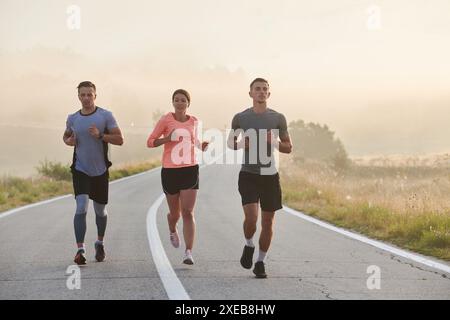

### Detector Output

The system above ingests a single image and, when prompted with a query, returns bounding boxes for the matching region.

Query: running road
[0,163,449,299]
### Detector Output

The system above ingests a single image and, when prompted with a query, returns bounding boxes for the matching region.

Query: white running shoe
[183,250,194,265]
[167,213,180,248]
[169,231,180,248]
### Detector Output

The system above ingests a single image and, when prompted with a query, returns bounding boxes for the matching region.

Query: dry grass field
[280,153,450,260]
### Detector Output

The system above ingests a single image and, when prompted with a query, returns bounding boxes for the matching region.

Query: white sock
[245,238,255,248]
[77,246,86,253]
[96,240,103,245]
[257,250,267,262]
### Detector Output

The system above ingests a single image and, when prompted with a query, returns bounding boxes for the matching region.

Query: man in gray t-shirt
[63,81,124,265]
[228,78,293,279]
[231,106,288,175]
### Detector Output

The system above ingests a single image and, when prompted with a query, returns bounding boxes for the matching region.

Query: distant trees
[289,120,350,171]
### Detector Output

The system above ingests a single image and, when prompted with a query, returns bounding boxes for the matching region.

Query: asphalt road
[1,162,449,300]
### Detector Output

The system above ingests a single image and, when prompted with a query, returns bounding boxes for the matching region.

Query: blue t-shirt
[66,106,118,177]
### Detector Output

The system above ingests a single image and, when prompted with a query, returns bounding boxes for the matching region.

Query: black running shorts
[72,169,109,205]
[161,165,199,195]
[238,170,282,212]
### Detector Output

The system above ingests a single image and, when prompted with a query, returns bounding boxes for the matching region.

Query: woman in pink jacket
[147,89,208,265]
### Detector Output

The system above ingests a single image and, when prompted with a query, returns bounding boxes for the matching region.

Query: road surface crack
[300,278,338,300]
[389,255,449,280]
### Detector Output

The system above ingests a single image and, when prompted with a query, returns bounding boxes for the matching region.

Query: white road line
[0,166,161,220]
[146,193,190,300]
[282,205,450,274]
[0,194,72,220]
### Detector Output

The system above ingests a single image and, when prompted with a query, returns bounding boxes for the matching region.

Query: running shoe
[183,250,194,265]
[167,213,180,248]
[95,242,106,262]
[74,249,86,265]
[170,231,180,248]
[253,261,267,278]
[240,245,255,269]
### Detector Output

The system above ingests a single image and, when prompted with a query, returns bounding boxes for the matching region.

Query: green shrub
[36,160,71,181]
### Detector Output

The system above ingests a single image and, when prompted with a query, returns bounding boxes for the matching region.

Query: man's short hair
[250,78,269,89]
[77,81,96,93]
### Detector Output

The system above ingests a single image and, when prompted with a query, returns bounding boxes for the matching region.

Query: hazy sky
[1,0,450,155]
[3,0,450,74]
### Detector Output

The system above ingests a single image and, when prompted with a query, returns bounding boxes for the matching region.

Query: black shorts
[161,165,199,195]
[72,169,109,205]
[238,171,282,212]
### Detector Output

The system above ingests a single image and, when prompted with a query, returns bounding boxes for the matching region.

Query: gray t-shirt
[231,107,288,175]
[66,106,118,177]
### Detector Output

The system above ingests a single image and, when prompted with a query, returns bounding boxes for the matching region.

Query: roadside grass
[280,158,450,261]
[0,160,160,213]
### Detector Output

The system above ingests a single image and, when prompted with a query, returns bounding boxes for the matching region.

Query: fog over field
[1,0,449,176]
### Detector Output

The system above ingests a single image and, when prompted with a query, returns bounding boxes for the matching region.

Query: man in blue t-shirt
[63,81,124,265]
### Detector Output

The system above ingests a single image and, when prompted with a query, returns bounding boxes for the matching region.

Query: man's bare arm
[102,127,124,146]
[278,133,293,154]
[63,129,76,146]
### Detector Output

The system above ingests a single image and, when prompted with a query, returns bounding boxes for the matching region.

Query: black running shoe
[240,245,255,269]
[74,249,86,265]
[95,242,106,262]
[253,261,267,278]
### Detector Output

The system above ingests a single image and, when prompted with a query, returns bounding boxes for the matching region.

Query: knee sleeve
[93,202,107,217]
[75,194,89,215]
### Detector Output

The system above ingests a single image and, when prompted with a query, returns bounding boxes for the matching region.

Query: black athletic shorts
[161,165,199,195]
[72,169,109,205]
[238,170,282,212]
